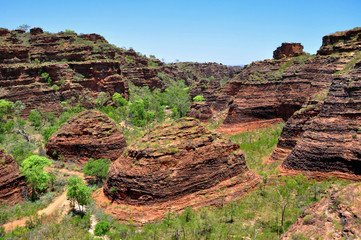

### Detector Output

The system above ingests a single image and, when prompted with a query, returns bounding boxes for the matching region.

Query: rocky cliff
[0,149,27,203]
[216,29,359,135]
[280,60,361,180]
[266,28,361,180]
[46,110,127,164]
[96,118,260,223]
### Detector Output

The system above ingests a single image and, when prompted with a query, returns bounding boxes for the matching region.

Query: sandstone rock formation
[0,149,27,203]
[280,61,361,180]
[186,102,213,121]
[273,43,305,59]
[97,118,260,222]
[47,110,127,164]
[318,27,361,55]
[0,28,239,118]
[215,33,358,134]
[281,183,361,239]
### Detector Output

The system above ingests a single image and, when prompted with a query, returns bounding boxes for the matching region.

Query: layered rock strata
[0,149,27,203]
[280,61,361,180]
[47,110,126,164]
[97,118,260,222]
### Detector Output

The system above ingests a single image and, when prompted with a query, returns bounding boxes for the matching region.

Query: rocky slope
[281,183,361,239]
[46,110,127,164]
[0,149,27,203]
[96,118,260,222]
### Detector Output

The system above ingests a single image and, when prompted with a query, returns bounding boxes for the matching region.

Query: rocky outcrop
[318,27,361,55]
[30,27,43,35]
[186,102,213,121]
[47,110,127,164]
[215,41,357,134]
[280,59,361,180]
[281,183,361,239]
[0,149,27,203]
[98,118,260,222]
[273,43,305,59]
[270,98,324,161]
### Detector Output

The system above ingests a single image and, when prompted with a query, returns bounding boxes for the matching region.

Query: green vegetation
[94,220,111,236]
[83,158,110,184]
[20,155,52,200]
[67,176,92,212]
[230,123,284,174]
[193,95,205,102]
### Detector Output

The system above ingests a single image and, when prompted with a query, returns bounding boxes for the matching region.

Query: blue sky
[2,0,360,65]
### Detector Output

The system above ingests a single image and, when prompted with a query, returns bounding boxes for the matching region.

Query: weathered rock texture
[98,118,260,222]
[216,28,360,134]
[47,110,127,164]
[280,60,361,180]
[273,43,305,59]
[0,149,27,203]
[318,27,361,55]
[281,183,361,239]
[186,102,213,121]
[0,28,239,118]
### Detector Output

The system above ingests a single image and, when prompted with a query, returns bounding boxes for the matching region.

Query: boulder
[30,27,43,35]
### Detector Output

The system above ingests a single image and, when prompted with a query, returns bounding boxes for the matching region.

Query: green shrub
[94,220,110,236]
[193,95,205,103]
[83,158,110,183]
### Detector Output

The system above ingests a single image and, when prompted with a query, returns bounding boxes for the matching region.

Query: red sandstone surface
[46,110,127,164]
[0,149,27,203]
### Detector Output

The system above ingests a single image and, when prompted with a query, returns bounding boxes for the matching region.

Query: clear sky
[2,0,360,65]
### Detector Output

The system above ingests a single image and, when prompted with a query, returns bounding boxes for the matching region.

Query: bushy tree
[94,220,110,236]
[20,155,52,200]
[67,176,91,212]
[112,92,128,107]
[83,158,111,183]
[28,109,42,129]
[162,80,191,118]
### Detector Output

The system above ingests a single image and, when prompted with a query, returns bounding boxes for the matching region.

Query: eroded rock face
[0,29,238,117]
[273,43,305,59]
[318,27,361,55]
[280,61,361,180]
[47,110,127,164]
[215,42,357,134]
[186,102,213,121]
[104,117,253,204]
[0,149,27,203]
[281,183,361,239]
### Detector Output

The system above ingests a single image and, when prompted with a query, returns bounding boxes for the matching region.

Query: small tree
[67,176,91,212]
[96,92,110,108]
[20,155,52,200]
[17,24,30,32]
[83,158,111,184]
